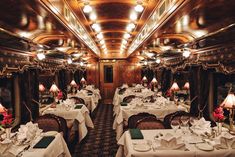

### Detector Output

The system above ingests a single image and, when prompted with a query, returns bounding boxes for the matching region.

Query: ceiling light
[122,39,128,44]
[89,12,97,21]
[135,4,144,12]
[91,23,99,29]
[183,49,191,58]
[144,61,147,65]
[80,62,84,66]
[130,12,138,21]
[97,33,103,39]
[37,53,45,60]
[156,58,161,64]
[101,44,106,49]
[67,58,72,64]
[124,33,131,39]
[83,3,92,13]
[127,23,135,32]
[100,40,105,45]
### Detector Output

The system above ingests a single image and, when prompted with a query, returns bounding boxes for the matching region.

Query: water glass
[171,121,180,133]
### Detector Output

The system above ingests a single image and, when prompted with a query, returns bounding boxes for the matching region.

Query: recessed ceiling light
[67,58,72,64]
[144,61,147,65]
[37,53,45,60]
[127,23,135,32]
[100,40,105,44]
[156,58,161,64]
[101,44,106,49]
[91,23,98,29]
[183,49,191,58]
[89,12,97,21]
[122,39,128,44]
[124,33,131,39]
[135,4,144,12]
[80,62,84,66]
[130,12,138,21]
[83,3,92,13]
[97,33,103,39]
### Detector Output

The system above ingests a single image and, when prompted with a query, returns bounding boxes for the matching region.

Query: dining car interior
[0,0,235,156]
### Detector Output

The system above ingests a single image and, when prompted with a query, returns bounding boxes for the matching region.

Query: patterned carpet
[72,104,119,157]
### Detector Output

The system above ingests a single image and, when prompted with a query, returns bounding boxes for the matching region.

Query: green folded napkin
[75,105,83,109]
[33,136,55,148]
[129,129,144,139]
[120,102,128,106]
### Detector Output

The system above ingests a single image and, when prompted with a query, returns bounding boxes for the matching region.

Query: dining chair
[163,111,191,129]
[69,96,85,105]
[128,112,156,129]
[136,117,165,130]
[123,95,136,103]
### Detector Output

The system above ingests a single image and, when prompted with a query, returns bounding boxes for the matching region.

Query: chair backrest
[163,111,191,129]
[36,114,61,132]
[123,95,135,103]
[128,112,156,129]
[36,114,68,142]
[69,96,85,105]
[136,117,165,130]
[118,88,126,95]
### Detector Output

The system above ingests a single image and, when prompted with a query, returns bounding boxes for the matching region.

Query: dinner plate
[1,139,11,144]
[196,143,214,151]
[133,144,151,152]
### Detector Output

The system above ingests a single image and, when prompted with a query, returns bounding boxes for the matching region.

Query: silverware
[16,145,30,157]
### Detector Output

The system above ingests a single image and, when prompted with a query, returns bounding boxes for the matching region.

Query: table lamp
[0,103,6,113]
[183,82,190,90]
[170,82,180,103]
[50,83,59,107]
[151,77,158,91]
[39,83,45,103]
[80,77,86,88]
[220,91,235,134]
[142,76,148,87]
[70,80,77,94]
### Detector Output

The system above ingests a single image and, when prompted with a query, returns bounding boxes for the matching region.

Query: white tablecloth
[68,91,99,112]
[42,105,94,142]
[113,104,187,141]
[0,133,71,157]
[116,129,235,157]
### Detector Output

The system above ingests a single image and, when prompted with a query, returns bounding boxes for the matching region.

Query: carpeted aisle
[72,104,119,157]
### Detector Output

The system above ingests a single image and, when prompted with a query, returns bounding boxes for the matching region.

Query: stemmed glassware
[180,116,190,134]
[171,121,180,133]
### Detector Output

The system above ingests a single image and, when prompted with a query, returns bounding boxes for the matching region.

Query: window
[0,77,15,117]
[104,65,113,83]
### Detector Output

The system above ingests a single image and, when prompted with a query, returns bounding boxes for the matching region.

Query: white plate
[44,131,58,136]
[196,143,214,151]
[133,144,151,152]
[1,139,11,144]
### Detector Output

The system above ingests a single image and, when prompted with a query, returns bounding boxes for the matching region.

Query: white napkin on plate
[155,133,185,150]
[190,118,211,135]
[214,132,235,149]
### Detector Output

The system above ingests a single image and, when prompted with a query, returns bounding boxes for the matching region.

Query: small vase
[216,122,222,135]
[5,127,11,139]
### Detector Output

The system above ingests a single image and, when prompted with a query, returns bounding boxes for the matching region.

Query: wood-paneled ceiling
[67,0,158,59]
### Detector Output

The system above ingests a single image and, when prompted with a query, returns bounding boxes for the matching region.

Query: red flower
[166,89,172,97]
[1,111,13,128]
[57,91,63,100]
[213,107,225,122]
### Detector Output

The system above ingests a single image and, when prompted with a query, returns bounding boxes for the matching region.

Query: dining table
[113,95,187,141]
[42,102,94,143]
[0,129,71,157]
[116,128,235,157]
[68,88,100,112]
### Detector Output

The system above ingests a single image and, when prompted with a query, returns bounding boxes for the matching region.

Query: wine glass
[171,121,180,133]
[180,116,189,134]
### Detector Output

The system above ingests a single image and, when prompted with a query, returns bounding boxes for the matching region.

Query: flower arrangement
[213,107,225,122]
[166,89,172,97]
[57,90,63,100]
[1,111,13,128]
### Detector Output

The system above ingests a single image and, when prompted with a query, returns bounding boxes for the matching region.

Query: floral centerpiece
[1,111,14,139]
[57,90,63,100]
[213,107,225,135]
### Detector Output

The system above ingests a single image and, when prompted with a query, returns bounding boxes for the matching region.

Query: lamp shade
[39,83,45,92]
[183,82,190,90]
[49,83,59,93]
[142,76,147,81]
[151,77,158,84]
[170,82,180,91]
[220,93,235,109]
[70,80,77,87]
[0,103,6,113]
[80,77,86,82]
